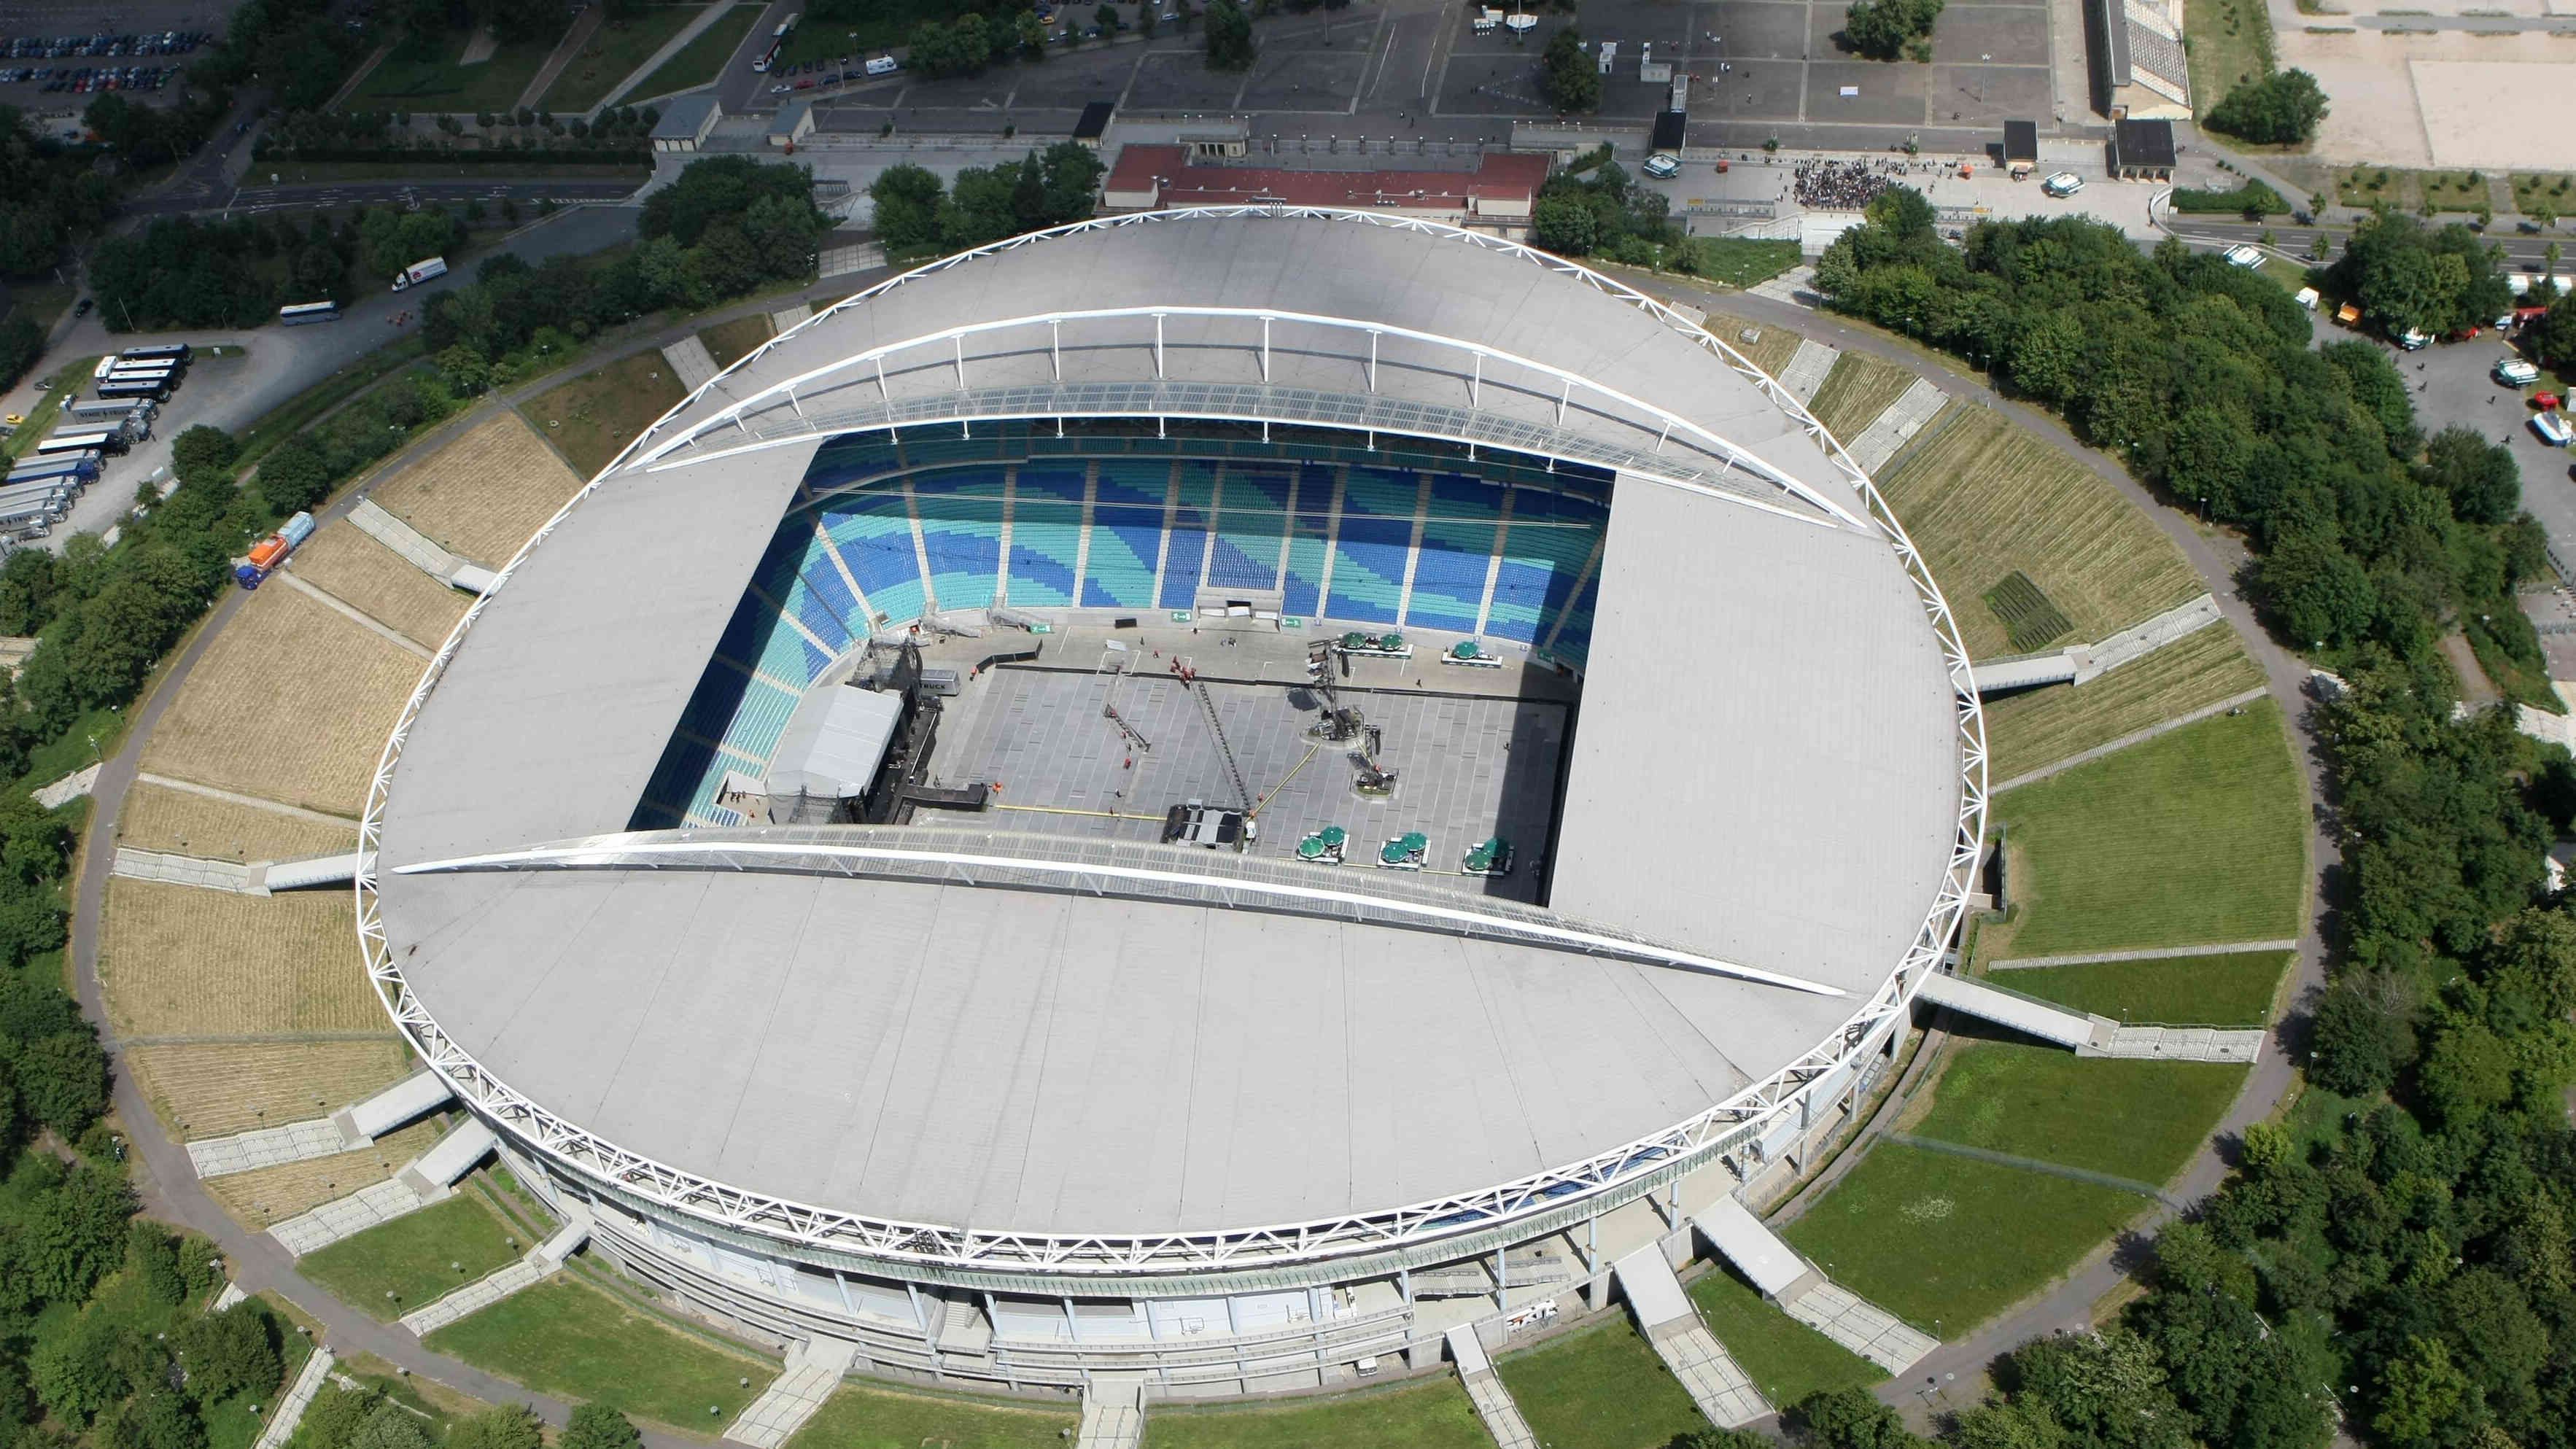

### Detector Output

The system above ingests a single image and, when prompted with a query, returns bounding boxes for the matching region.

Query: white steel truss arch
[633,304,1866,531]
[355,206,1989,1281]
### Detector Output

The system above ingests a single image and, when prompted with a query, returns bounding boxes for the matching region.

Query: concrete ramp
[400,1119,496,1195]
[1776,340,1839,404]
[1613,1248,1771,1428]
[770,303,812,333]
[1919,973,2267,1062]
[263,852,361,891]
[1694,1197,1815,1300]
[725,1337,858,1449]
[1070,1374,1145,1449]
[1970,652,2081,694]
[1780,1282,1938,1375]
[2072,594,2223,683]
[270,1173,446,1257]
[1446,1326,1538,1449]
[400,1251,560,1335]
[351,500,494,593]
[1916,971,2101,1048]
[254,1349,335,1449]
[332,1070,453,1143]
[662,335,718,392]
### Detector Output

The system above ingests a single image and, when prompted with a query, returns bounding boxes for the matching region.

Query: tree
[1204,0,1253,69]
[2310,976,2410,1095]
[559,1405,640,1449]
[2205,69,2329,146]
[2417,426,2520,526]
[1793,1388,1931,1449]
[31,1313,129,1426]
[2259,535,2376,648]
[1530,195,1599,255]
[446,1406,543,1449]
[2535,290,2576,372]
[253,436,335,516]
[168,427,241,486]
[2008,1329,2192,1449]
[14,1030,109,1135]
[1540,27,1601,112]
[868,163,945,251]
[1843,0,1943,59]
[347,1403,434,1449]
[171,1308,280,1406]
[2373,1336,2475,1448]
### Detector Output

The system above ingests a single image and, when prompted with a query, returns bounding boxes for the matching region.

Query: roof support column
[1557,378,1571,426]
[785,386,803,419]
[1260,315,1271,381]
[1367,330,1379,391]
[1155,313,1165,378]
[1470,351,1482,408]
[874,354,888,400]
[953,335,966,390]
[1050,319,1060,380]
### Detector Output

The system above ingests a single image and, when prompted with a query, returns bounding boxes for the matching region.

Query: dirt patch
[100,879,379,1038]
[124,1039,413,1141]
[368,411,586,570]
[287,522,473,651]
[116,783,359,863]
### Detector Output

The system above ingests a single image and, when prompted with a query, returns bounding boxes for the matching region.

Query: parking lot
[0,2,227,114]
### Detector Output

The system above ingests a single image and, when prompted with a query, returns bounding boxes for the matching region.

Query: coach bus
[118,343,192,365]
[751,12,796,71]
[104,360,179,383]
[96,380,172,403]
[36,428,125,458]
[279,300,341,326]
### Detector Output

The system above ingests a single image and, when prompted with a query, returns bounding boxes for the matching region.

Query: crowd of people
[1792,158,1903,210]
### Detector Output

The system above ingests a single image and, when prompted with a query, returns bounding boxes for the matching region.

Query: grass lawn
[698,313,774,371]
[1683,237,1802,289]
[18,704,128,793]
[543,5,710,112]
[2183,0,2273,122]
[1138,1377,1489,1449]
[2510,173,2573,217]
[519,349,688,477]
[776,0,959,65]
[1494,1316,1707,1449]
[1687,1266,1884,1405]
[1782,1142,2144,1332]
[2418,170,2492,213]
[424,1275,773,1430]
[1981,625,2267,782]
[1876,404,2203,661]
[1994,950,2291,1028]
[4,354,97,463]
[1989,699,2306,957]
[1807,351,1918,443]
[783,1382,1076,1449]
[297,1193,524,1321]
[348,26,572,113]
[1911,1038,2248,1185]
[631,4,761,101]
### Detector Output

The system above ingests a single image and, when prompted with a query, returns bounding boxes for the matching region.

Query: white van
[2224,244,2263,268]
[2496,359,2540,386]
[2041,171,2082,198]
[1642,153,1680,179]
[864,55,898,75]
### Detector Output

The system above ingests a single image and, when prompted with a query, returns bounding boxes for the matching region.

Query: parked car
[2041,171,2083,198]
[2497,359,2542,386]
[1642,152,1679,179]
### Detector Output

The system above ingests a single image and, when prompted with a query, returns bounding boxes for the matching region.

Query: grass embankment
[235,340,428,468]
[1910,1040,2249,1185]
[1687,1267,1884,1405]
[424,1275,774,1431]
[631,4,761,100]
[1782,1142,2144,1332]
[1807,351,1919,443]
[1707,312,1804,378]
[541,4,709,111]
[1494,1316,1709,1449]
[1979,625,2267,782]
[297,1194,525,1321]
[1137,1377,1489,1449]
[1684,237,1803,289]
[520,349,689,477]
[1996,949,2292,1027]
[1875,404,2202,662]
[1987,700,2307,957]
[348,25,573,113]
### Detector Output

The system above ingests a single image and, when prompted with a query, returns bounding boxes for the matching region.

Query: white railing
[354,206,1986,1279]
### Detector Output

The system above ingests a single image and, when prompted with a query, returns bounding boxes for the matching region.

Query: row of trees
[87,206,459,332]
[866,142,1105,255]
[1529,158,1682,261]
[292,1394,641,1449]
[253,106,660,161]
[1811,185,2576,1449]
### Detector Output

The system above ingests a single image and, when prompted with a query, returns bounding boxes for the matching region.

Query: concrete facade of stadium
[358,211,1987,1399]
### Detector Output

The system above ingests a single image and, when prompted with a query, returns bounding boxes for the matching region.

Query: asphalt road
[2163,214,2571,272]
[216,179,644,215]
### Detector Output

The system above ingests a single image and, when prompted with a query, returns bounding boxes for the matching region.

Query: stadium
[355,208,1986,1398]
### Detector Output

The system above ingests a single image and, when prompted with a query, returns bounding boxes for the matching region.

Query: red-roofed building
[1100,145,1552,236]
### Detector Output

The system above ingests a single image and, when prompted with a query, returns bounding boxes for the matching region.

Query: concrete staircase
[350,500,497,594]
[269,1120,494,1257]
[1691,1197,1937,1375]
[723,1336,858,1449]
[1845,378,1947,473]
[255,1349,335,1449]
[1612,1248,1770,1429]
[1445,1326,1538,1449]
[1072,1374,1147,1449]
[662,335,719,392]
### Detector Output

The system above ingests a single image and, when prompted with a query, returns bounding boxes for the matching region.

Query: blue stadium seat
[1160,463,1217,610]
[1207,467,1291,591]
[1009,468,1086,607]
[1325,467,1415,625]
[820,490,926,627]
[911,469,1006,611]
[1406,475,1504,633]
[1280,465,1336,617]
[1085,463,1166,609]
